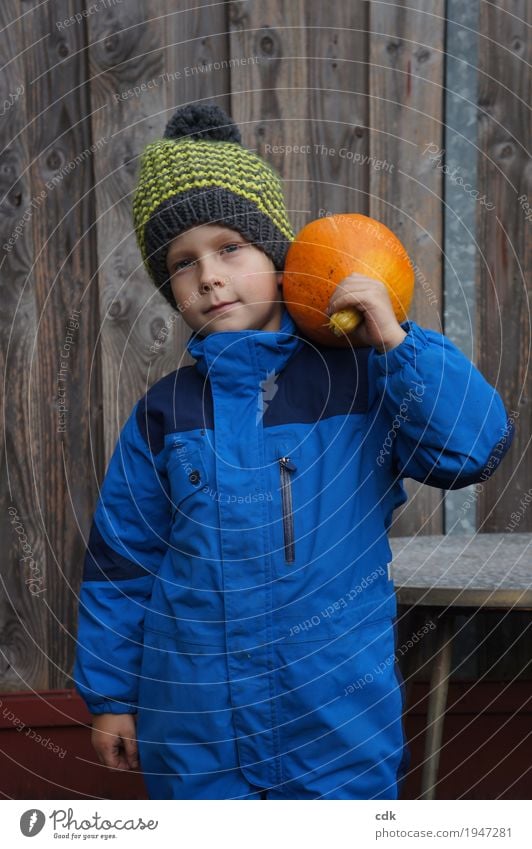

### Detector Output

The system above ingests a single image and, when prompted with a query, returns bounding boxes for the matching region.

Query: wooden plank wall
[0,1,528,695]
[476,0,531,533]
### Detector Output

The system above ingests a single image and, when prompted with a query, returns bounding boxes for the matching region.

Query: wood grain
[369,0,446,536]
[476,0,531,532]
[0,1,104,690]
[0,2,48,692]
[87,2,175,461]
[229,2,370,225]
[229,0,309,235]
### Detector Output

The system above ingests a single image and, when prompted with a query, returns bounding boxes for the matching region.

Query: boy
[73,103,514,800]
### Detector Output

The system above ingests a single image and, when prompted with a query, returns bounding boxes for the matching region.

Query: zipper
[279,456,296,563]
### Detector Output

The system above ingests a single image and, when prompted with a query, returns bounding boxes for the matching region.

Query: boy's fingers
[123,733,140,769]
[104,733,138,770]
[94,743,119,768]
[327,283,390,315]
[106,747,123,769]
[102,740,130,770]
[338,274,385,290]
[92,733,124,769]
[327,293,367,315]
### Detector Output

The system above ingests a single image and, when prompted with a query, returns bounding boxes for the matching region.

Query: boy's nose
[199,278,227,293]
[196,250,230,288]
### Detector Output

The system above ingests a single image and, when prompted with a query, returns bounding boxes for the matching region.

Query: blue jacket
[73,307,514,799]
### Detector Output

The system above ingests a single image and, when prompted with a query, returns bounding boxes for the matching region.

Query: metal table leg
[420,613,455,799]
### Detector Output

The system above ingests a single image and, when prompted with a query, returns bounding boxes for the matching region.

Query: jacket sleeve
[73,399,172,715]
[367,320,515,489]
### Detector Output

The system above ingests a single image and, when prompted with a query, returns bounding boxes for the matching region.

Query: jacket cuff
[371,320,431,375]
[88,700,138,716]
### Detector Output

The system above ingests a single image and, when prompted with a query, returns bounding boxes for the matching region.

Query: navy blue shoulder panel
[83,519,156,582]
[135,344,369,447]
[136,366,214,453]
[262,343,370,426]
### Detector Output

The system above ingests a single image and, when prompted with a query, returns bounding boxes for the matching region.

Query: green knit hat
[132,102,295,309]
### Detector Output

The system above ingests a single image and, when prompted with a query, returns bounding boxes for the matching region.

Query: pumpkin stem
[328,308,362,338]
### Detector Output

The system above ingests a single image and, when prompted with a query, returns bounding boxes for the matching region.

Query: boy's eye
[169,257,192,273]
[173,257,197,272]
[170,243,243,273]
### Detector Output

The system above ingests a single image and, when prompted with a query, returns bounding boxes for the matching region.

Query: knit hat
[132,102,295,309]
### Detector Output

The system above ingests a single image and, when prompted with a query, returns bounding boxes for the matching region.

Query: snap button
[188,469,201,485]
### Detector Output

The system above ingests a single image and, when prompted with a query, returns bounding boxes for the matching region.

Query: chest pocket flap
[166,433,208,511]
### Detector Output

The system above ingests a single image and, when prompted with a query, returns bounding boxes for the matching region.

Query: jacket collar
[186,305,303,386]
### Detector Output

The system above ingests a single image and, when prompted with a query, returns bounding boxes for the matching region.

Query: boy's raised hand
[325,273,407,352]
[91,713,139,771]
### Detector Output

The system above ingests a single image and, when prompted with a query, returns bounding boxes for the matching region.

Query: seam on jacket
[439,411,515,489]
[371,321,431,377]
[136,395,167,458]
[391,615,411,799]
[412,409,516,490]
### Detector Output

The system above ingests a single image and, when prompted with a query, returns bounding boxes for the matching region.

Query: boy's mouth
[205,300,239,314]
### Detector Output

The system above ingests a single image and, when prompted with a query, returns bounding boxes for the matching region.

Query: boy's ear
[276,272,283,288]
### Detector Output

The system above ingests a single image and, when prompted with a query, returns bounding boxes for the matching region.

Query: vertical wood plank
[166,0,231,113]
[32,1,104,690]
[87,2,177,461]
[369,0,446,536]
[476,0,531,532]
[441,0,480,536]
[0,1,104,690]
[305,4,370,219]
[229,2,370,226]
[0,1,48,691]
[229,0,310,236]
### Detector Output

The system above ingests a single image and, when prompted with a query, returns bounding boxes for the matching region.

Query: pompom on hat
[132,102,295,309]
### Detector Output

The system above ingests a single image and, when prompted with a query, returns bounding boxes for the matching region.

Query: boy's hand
[91,713,139,771]
[325,273,407,352]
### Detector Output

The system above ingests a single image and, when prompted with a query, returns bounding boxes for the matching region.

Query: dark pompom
[163,102,242,144]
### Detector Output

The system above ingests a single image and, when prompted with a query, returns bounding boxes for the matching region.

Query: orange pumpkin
[282,214,415,347]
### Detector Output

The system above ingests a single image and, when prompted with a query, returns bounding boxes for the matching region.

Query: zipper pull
[279,456,297,472]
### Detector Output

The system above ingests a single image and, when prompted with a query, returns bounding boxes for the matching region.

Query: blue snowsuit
[74,307,514,799]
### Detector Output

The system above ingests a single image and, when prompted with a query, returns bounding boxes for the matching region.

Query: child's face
[167,223,284,336]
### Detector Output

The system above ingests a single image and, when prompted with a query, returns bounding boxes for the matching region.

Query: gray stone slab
[390,533,532,608]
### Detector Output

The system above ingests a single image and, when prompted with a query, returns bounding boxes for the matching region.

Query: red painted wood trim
[0,689,92,729]
[406,681,532,716]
